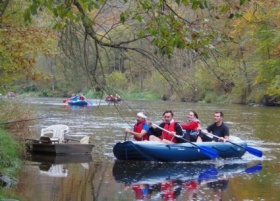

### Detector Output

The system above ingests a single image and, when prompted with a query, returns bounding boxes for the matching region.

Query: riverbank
[0,99,35,199]
[0,128,22,199]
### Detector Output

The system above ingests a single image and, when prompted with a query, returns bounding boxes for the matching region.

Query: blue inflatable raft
[68,100,88,106]
[113,137,247,162]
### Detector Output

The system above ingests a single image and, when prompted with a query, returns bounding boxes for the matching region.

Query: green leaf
[199,2,206,9]
[137,30,145,38]
[192,1,199,10]
[23,8,31,23]
[175,0,180,4]
[235,10,243,18]
[137,14,142,22]
[182,0,189,6]
[120,12,125,23]
[30,3,38,15]
[240,0,246,6]
[53,8,58,17]
[228,13,234,19]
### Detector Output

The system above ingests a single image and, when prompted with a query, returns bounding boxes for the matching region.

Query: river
[2,97,280,201]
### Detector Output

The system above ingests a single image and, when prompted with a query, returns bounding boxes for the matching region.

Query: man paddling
[201,112,230,142]
[149,110,186,144]
[125,112,150,141]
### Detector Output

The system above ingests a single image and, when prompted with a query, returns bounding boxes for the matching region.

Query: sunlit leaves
[240,0,246,6]
[120,12,125,23]
[0,0,58,93]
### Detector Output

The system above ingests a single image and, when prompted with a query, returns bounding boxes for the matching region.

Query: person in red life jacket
[161,180,182,201]
[149,110,185,144]
[181,111,203,142]
[124,183,151,200]
[125,112,150,141]
[184,180,199,200]
[79,94,86,101]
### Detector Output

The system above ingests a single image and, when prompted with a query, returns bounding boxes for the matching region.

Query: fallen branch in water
[0,117,49,125]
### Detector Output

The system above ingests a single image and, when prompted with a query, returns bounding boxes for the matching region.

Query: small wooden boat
[25,138,94,155]
[113,136,247,162]
[25,124,94,155]
[68,100,88,106]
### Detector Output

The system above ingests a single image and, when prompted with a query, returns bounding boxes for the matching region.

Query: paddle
[198,167,218,182]
[87,101,94,107]
[245,163,262,174]
[152,124,218,159]
[203,131,263,158]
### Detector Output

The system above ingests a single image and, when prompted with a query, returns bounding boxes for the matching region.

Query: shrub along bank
[0,99,35,199]
[0,127,22,198]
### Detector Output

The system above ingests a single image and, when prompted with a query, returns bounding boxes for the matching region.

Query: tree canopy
[1,0,279,105]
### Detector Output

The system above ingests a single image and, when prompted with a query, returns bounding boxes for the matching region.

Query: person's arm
[174,123,184,137]
[149,123,164,137]
[222,123,230,141]
[181,122,198,130]
[130,129,148,138]
[124,126,148,138]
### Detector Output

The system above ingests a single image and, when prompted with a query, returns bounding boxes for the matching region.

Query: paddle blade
[245,146,263,158]
[245,163,262,174]
[87,101,93,107]
[198,145,219,159]
[63,99,67,103]
[198,168,218,182]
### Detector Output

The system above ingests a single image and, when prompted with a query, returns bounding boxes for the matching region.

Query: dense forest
[0,0,279,105]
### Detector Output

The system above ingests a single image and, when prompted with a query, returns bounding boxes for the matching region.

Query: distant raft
[68,100,88,106]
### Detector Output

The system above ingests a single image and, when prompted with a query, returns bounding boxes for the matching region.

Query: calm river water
[3,97,280,201]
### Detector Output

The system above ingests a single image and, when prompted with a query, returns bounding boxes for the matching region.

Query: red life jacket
[161,181,176,200]
[132,185,144,199]
[161,121,177,143]
[133,122,148,141]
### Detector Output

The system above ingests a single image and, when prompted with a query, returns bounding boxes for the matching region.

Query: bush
[0,100,34,138]
[0,128,21,175]
[123,92,160,100]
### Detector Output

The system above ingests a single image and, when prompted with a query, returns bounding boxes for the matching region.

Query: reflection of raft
[113,137,247,162]
[68,100,88,106]
[112,161,262,184]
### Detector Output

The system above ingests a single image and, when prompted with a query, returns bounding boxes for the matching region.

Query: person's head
[163,110,174,123]
[214,112,224,125]
[137,112,147,123]
[188,111,198,120]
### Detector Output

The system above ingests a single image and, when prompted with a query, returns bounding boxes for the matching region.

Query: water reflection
[113,161,262,200]
[27,154,93,178]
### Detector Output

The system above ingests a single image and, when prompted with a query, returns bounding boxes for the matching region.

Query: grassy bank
[0,127,22,199]
[0,128,21,175]
[0,99,35,199]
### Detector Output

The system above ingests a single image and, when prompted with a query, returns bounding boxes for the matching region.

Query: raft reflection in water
[113,161,262,200]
